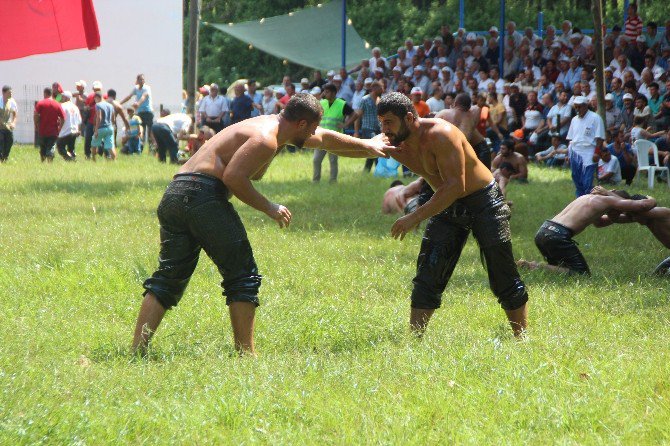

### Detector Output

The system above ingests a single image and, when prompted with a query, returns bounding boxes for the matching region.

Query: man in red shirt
[34,87,65,162]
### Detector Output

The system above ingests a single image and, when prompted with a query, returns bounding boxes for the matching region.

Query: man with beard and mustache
[434,93,491,169]
[377,92,528,338]
[132,94,391,357]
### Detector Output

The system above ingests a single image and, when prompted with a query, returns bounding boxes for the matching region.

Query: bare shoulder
[434,109,454,121]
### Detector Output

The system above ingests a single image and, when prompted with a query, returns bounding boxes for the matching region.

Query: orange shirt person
[410,87,431,117]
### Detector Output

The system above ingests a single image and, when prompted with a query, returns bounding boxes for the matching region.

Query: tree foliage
[186,0,668,88]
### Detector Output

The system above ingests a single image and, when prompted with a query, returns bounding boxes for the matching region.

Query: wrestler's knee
[223,274,262,307]
[492,278,528,311]
[410,285,443,310]
[142,275,190,310]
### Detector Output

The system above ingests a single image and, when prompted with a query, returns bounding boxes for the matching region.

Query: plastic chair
[633,139,670,188]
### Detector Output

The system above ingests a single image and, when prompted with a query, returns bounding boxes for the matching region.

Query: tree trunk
[592,0,607,123]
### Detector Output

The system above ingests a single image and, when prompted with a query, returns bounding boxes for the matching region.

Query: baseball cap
[310,86,322,94]
[510,82,520,88]
[364,78,373,85]
[275,87,286,95]
[411,87,423,95]
[301,77,309,84]
[392,65,402,72]
[489,26,499,33]
[438,57,447,64]
[327,70,335,77]
[466,32,477,41]
[374,67,384,73]
[333,74,342,81]
[636,35,646,43]
[414,65,425,71]
[623,93,634,100]
[431,65,440,71]
[61,90,72,99]
[75,80,87,88]
[573,95,589,105]
[605,93,614,101]
[92,81,103,90]
[570,32,582,40]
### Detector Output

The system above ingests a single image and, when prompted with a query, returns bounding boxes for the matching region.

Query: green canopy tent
[205,0,371,71]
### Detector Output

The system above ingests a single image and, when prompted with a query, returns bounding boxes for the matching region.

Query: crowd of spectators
[3,4,670,188]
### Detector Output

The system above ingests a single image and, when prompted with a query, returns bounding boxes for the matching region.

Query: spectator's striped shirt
[624,15,643,41]
[359,94,380,132]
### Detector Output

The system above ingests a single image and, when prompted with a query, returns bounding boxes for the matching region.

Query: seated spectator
[178,125,215,164]
[410,87,430,117]
[604,93,623,136]
[518,91,545,151]
[426,83,445,114]
[535,134,568,167]
[491,139,528,197]
[382,178,424,214]
[621,93,636,132]
[122,107,143,155]
[597,149,622,184]
[629,115,664,144]
[607,130,637,185]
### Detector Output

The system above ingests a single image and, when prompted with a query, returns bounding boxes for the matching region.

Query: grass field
[1,144,669,445]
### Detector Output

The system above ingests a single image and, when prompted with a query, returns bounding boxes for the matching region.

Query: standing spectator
[73,80,88,136]
[309,71,326,89]
[197,83,227,133]
[0,85,18,162]
[508,83,528,130]
[105,89,131,145]
[34,87,64,163]
[261,87,278,115]
[230,84,254,125]
[351,78,367,111]
[82,81,103,159]
[313,83,355,183]
[91,91,116,161]
[56,91,81,161]
[246,79,263,117]
[487,92,508,152]
[607,130,637,185]
[120,74,154,147]
[151,109,192,164]
[566,96,605,197]
[624,3,643,42]
[354,80,383,172]
[410,87,430,117]
[51,82,64,102]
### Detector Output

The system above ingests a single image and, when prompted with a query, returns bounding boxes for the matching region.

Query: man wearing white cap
[605,93,623,134]
[566,95,605,197]
[80,80,103,159]
[410,87,430,118]
[56,91,81,161]
[489,26,499,41]
[351,78,367,111]
[73,81,88,136]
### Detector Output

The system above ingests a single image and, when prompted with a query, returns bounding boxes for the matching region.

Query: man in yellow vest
[313,83,356,182]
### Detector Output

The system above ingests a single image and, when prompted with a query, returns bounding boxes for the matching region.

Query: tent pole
[623,0,629,27]
[538,11,543,38]
[186,0,201,118]
[499,0,505,75]
[341,0,346,69]
[459,0,464,29]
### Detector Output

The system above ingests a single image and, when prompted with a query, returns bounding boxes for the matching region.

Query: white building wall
[0,0,183,143]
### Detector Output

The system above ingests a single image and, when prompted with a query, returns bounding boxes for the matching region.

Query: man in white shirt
[426,83,445,114]
[597,149,622,184]
[152,109,193,164]
[198,84,228,132]
[0,85,18,162]
[567,96,606,196]
[56,91,82,160]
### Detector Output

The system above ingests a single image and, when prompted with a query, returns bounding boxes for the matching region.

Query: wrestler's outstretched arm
[302,128,393,158]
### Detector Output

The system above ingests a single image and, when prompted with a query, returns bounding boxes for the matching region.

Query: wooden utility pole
[592,0,606,124]
[186,0,201,117]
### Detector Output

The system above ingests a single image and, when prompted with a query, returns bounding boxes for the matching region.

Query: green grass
[1,144,669,445]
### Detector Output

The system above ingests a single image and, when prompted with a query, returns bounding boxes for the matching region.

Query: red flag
[0,0,100,61]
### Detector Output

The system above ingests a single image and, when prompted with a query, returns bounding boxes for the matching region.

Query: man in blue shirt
[121,74,154,148]
[245,79,263,118]
[230,84,254,125]
[607,130,636,185]
[92,91,116,160]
